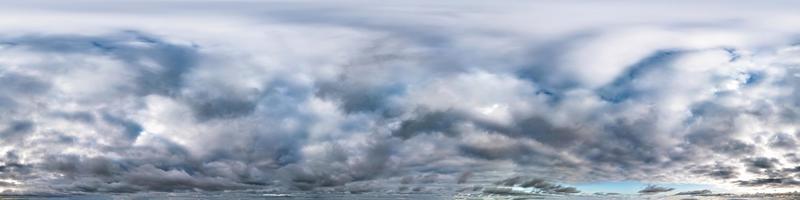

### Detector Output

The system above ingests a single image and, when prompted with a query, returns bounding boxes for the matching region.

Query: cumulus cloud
[1,0,800,195]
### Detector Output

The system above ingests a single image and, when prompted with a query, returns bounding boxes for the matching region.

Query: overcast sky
[2,0,800,195]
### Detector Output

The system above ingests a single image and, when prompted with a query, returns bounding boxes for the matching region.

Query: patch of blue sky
[571,181,714,194]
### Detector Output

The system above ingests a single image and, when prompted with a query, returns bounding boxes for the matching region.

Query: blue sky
[573,181,713,194]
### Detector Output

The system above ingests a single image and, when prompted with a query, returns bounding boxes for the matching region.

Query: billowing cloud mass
[2,0,800,195]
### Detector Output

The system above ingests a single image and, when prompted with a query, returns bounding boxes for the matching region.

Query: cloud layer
[2,0,800,194]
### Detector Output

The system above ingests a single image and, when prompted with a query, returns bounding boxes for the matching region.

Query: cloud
[0,151,33,180]
[118,165,250,192]
[743,157,781,175]
[0,121,34,142]
[690,163,739,179]
[456,171,472,184]
[493,176,580,194]
[594,192,620,196]
[675,189,712,195]
[768,133,798,149]
[494,176,522,187]
[392,110,465,139]
[1,0,800,195]
[638,185,674,194]
[736,178,800,187]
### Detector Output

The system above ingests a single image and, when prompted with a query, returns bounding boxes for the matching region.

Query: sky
[2,0,800,196]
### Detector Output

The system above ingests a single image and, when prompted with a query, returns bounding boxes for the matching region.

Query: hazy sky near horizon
[2,0,800,195]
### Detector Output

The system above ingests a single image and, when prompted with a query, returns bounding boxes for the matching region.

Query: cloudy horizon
[2,0,800,197]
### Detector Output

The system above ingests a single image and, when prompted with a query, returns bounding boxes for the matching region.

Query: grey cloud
[188,97,257,121]
[39,154,256,193]
[101,113,143,141]
[400,176,413,184]
[594,192,620,196]
[709,139,756,157]
[456,171,472,184]
[743,157,780,174]
[3,0,800,195]
[0,152,33,179]
[638,185,674,194]
[0,72,50,117]
[0,32,315,192]
[689,163,739,180]
[500,116,584,148]
[392,110,464,139]
[736,177,800,187]
[278,138,395,190]
[397,185,409,192]
[785,153,800,163]
[553,187,580,194]
[393,109,583,164]
[493,176,522,187]
[481,187,525,195]
[0,72,50,95]
[519,178,555,188]
[316,77,405,116]
[493,176,580,194]
[519,178,580,194]
[344,183,380,194]
[418,174,438,184]
[119,165,250,192]
[769,133,797,149]
[707,169,738,180]
[459,139,568,167]
[4,32,199,97]
[314,38,423,116]
[0,180,15,187]
[0,121,34,142]
[392,111,583,168]
[514,32,599,91]
[51,111,95,124]
[675,189,712,195]
[683,103,759,156]
[41,155,122,179]
[597,50,683,103]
